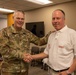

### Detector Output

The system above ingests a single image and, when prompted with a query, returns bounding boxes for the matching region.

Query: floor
[29,65,76,75]
[29,66,48,75]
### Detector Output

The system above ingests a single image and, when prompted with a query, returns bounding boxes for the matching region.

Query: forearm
[30,33,47,46]
[32,52,48,60]
[39,37,47,46]
[39,31,51,46]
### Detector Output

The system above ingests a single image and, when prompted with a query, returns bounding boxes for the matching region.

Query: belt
[49,67,69,72]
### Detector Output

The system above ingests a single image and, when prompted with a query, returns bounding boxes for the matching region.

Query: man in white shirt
[25,9,76,75]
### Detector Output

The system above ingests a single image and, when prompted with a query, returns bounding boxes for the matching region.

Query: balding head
[52,9,65,30]
[53,9,65,19]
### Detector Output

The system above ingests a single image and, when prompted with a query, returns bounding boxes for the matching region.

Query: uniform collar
[11,25,26,34]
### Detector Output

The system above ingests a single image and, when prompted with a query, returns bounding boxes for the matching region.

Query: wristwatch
[66,71,71,75]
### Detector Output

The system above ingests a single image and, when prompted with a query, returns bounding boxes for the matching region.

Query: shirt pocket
[58,41,73,55]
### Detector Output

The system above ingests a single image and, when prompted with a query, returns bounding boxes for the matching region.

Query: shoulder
[48,31,56,40]
[66,28,76,39]
[50,30,56,35]
[0,26,26,37]
[67,27,76,34]
[3,26,12,32]
[45,30,55,37]
[0,26,11,34]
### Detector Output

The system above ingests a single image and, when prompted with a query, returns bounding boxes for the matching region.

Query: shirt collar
[56,25,68,33]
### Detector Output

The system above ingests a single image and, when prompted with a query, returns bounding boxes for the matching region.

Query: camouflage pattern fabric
[0,25,40,75]
[1,71,28,75]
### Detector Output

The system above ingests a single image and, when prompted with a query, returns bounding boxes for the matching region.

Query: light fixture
[0,8,14,13]
[26,0,53,5]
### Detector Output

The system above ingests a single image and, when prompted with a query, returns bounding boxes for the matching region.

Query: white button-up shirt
[44,25,76,70]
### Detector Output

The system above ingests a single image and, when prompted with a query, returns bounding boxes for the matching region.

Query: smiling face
[13,11,25,30]
[52,10,65,31]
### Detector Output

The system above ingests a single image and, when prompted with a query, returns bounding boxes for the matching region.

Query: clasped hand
[23,53,33,63]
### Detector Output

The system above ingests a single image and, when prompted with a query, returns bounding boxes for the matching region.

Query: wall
[0,13,14,30]
[24,1,76,35]
[0,15,7,30]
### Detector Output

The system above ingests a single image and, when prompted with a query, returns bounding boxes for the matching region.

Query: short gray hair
[13,10,25,17]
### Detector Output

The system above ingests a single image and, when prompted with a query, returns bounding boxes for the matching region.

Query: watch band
[66,71,71,75]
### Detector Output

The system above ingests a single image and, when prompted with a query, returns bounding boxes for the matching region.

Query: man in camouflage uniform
[0,10,46,75]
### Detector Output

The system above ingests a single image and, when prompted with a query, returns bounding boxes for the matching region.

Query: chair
[38,47,45,68]
[39,47,48,70]
[31,46,39,66]
[39,47,45,53]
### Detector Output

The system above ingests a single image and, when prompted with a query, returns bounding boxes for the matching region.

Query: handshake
[22,52,46,63]
[23,53,33,63]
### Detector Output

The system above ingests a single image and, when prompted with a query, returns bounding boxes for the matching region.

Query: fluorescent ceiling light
[0,8,14,13]
[26,0,53,5]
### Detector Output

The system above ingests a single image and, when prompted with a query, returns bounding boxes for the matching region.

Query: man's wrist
[66,70,71,75]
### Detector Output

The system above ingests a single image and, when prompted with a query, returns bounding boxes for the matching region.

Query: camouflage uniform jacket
[0,25,40,73]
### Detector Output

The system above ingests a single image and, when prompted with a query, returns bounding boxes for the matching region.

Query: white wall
[24,1,76,35]
[0,18,7,30]
[0,1,76,34]
[0,15,7,30]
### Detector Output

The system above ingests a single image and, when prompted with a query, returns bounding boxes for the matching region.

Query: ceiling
[0,0,75,14]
